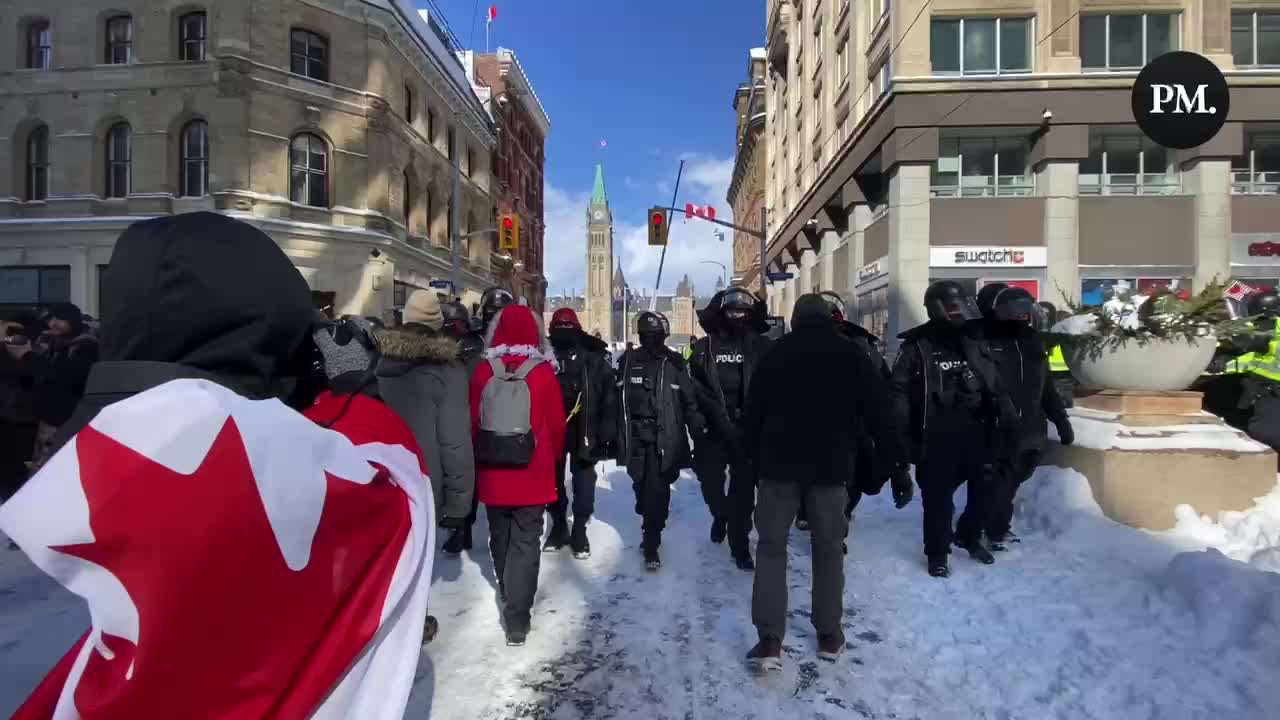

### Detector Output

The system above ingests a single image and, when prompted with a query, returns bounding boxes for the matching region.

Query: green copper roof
[590,164,608,207]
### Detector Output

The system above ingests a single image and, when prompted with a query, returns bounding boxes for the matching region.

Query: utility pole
[652,160,685,311]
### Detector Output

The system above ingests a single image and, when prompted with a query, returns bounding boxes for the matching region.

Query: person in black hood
[47,213,317,457]
[442,299,482,371]
[890,281,999,578]
[688,286,772,570]
[543,307,615,559]
[614,312,705,570]
[976,285,1073,550]
[17,302,99,468]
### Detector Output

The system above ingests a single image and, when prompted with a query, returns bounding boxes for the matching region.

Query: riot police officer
[442,300,483,372]
[614,312,705,570]
[890,281,996,578]
[442,285,516,555]
[1240,290,1280,458]
[689,287,772,570]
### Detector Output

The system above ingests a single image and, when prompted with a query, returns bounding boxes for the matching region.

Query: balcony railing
[1232,170,1280,195]
[930,175,1034,198]
[1079,174,1180,196]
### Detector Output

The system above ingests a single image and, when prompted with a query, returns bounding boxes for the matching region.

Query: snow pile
[1054,408,1271,453]
[1169,481,1280,570]
[1023,467,1280,651]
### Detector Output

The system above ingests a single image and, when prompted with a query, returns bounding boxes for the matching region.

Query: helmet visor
[941,297,982,323]
[995,297,1036,324]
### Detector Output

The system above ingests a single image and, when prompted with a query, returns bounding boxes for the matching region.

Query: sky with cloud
[422,0,761,297]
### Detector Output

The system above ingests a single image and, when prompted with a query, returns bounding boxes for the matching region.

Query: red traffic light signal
[503,217,514,229]
[648,207,668,246]
[652,213,664,227]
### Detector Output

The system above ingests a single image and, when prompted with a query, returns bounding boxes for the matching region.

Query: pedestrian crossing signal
[500,213,519,251]
[648,208,668,246]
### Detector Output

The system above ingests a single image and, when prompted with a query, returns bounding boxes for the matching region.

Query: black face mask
[639,331,666,351]
[549,326,577,348]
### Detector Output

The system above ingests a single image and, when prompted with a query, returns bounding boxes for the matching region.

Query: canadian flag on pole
[488,5,498,22]
[0,379,434,720]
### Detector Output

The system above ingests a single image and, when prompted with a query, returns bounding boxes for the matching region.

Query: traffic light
[648,207,668,246]
[499,213,519,251]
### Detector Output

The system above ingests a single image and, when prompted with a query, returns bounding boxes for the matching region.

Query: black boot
[710,518,727,544]
[955,539,995,565]
[988,530,1021,551]
[927,556,950,578]
[543,516,570,552]
[642,531,662,570]
[733,551,755,571]
[570,518,591,559]
[442,527,472,555]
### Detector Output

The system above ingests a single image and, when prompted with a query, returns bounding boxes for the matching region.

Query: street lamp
[699,260,728,286]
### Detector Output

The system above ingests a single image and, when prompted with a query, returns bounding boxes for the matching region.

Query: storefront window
[1080,278,1188,306]
[0,266,71,304]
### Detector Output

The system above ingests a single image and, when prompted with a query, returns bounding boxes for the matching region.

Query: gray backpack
[475,357,540,466]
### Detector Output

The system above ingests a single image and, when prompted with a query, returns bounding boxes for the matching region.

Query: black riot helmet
[977,283,1008,321]
[719,287,756,324]
[1247,290,1280,319]
[818,291,847,323]
[636,311,668,349]
[924,281,982,326]
[440,300,471,338]
[479,287,515,329]
[992,286,1037,325]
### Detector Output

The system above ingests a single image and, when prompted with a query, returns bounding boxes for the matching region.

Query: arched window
[180,120,209,197]
[179,12,207,62]
[289,30,328,82]
[105,15,132,64]
[402,170,413,223]
[26,125,49,201]
[105,122,132,198]
[26,20,51,69]
[290,133,329,207]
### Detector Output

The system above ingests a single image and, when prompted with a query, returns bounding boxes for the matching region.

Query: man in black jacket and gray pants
[741,294,911,671]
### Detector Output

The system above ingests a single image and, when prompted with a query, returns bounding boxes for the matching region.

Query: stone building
[584,164,614,339]
[0,0,501,318]
[465,46,549,312]
[727,48,768,293]
[763,0,1280,352]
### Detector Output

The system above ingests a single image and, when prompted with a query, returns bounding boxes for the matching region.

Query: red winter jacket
[469,306,566,507]
[304,391,428,475]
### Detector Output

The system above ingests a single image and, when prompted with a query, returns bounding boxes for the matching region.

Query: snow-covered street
[4,463,1280,719]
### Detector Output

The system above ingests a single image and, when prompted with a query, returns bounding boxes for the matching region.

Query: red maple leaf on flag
[35,418,410,719]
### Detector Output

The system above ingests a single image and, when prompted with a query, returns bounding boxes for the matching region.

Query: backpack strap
[488,356,510,379]
[513,357,541,380]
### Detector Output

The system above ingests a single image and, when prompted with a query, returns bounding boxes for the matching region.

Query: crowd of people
[3,211,1085,692]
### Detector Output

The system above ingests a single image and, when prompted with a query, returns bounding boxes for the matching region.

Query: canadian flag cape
[0,379,435,719]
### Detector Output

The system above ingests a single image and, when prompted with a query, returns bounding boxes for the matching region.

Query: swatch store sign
[930,247,1048,268]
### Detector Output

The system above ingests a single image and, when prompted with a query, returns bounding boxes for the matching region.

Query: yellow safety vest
[682,345,692,362]
[1246,318,1280,382]
[1047,345,1068,373]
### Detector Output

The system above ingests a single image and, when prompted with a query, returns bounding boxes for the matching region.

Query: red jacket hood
[550,308,581,330]
[483,306,555,365]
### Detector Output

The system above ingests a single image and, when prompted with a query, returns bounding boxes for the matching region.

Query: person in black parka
[544,307,615,559]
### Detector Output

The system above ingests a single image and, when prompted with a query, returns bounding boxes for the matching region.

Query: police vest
[1047,345,1068,373]
[1246,318,1280,382]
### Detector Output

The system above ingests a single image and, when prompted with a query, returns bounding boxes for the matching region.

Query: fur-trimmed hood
[374,327,462,378]
[482,306,558,367]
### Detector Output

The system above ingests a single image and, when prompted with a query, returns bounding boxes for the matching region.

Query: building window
[290,30,328,82]
[402,171,412,223]
[179,12,207,62]
[26,20,52,69]
[425,190,434,241]
[466,148,476,178]
[105,15,133,65]
[427,109,436,142]
[180,120,209,197]
[837,37,850,85]
[25,125,50,202]
[930,17,1032,75]
[1081,13,1179,71]
[289,133,329,207]
[1232,134,1280,194]
[932,135,1032,197]
[404,84,415,123]
[1080,133,1177,195]
[1233,11,1280,68]
[105,122,132,198]
[0,266,70,305]
[447,127,456,163]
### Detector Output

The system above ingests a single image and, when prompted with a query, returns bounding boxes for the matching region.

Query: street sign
[428,280,452,290]
[767,272,794,282]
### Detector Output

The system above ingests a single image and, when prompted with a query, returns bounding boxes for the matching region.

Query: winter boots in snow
[928,556,950,578]
[746,636,783,673]
[442,527,472,555]
[817,631,845,661]
[570,519,591,559]
[543,516,569,552]
[988,530,1021,552]
[710,517,727,544]
[733,551,755,571]
[505,629,527,647]
[422,615,439,647]
[643,532,662,571]
[955,539,996,565]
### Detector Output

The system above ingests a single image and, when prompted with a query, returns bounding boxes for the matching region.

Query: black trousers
[487,505,544,632]
[629,441,677,546]
[917,429,990,559]
[693,434,757,557]
[797,481,862,531]
[1247,394,1280,459]
[986,449,1040,539]
[0,422,36,502]
[550,453,597,525]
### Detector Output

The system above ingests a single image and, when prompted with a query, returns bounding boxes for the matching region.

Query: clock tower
[584,164,614,340]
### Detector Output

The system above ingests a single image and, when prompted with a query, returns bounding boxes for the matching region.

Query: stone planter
[1064,336,1216,392]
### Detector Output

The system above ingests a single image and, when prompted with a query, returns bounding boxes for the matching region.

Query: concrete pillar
[783,263,800,323]
[886,163,931,354]
[819,231,837,292]
[1186,159,1232,290]
[798,248,818,295]
[68,247,90,311]
[1039,160,1080,307]
[849,204,872,295]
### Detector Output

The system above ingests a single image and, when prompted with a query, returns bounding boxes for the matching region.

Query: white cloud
[543,154,737,300]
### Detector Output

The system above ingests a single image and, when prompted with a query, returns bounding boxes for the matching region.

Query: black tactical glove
[890,464,914,509]
[1054,418,1075,446]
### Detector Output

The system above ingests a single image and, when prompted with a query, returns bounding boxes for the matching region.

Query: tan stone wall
[0,0,499,316]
